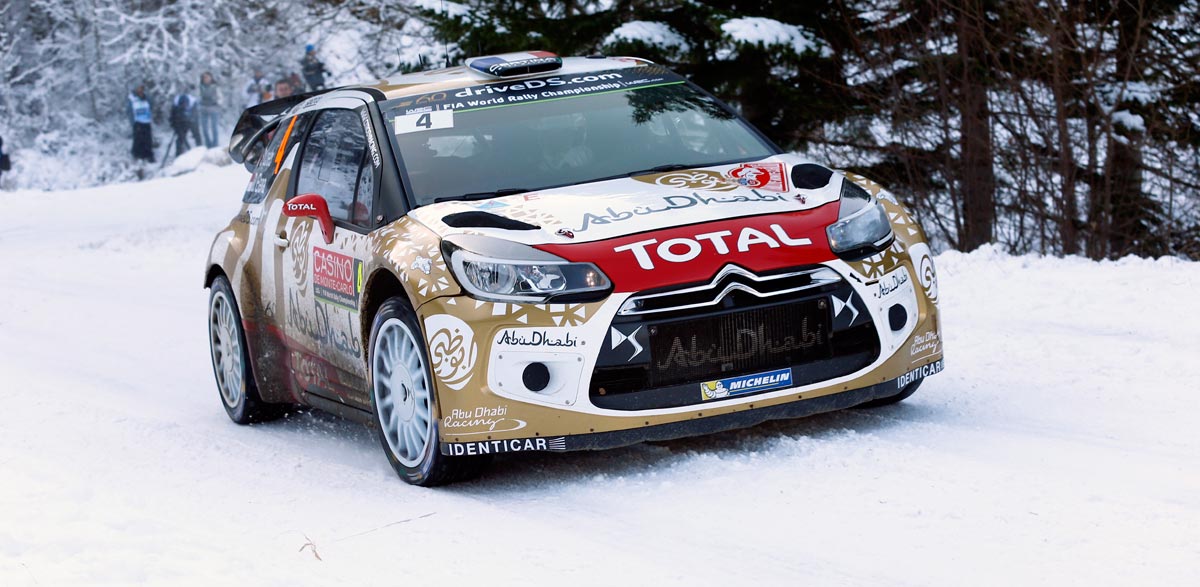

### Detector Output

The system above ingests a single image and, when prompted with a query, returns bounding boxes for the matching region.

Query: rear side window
[296,109,370,223]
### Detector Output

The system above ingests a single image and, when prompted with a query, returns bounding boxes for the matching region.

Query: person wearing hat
[301,44,330,91]
[170,85,201,155]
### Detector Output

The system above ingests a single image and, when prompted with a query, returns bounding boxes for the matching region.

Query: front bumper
[440,358,942,456]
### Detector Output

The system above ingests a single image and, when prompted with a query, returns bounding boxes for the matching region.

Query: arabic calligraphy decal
[633,170,740,192]
[424,314,478,391]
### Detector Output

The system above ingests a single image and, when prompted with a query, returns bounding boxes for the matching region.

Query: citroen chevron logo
[610,326,645,361]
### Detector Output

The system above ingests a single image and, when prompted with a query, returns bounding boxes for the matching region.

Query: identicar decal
[442,436,567,456]
[896,359,944,389]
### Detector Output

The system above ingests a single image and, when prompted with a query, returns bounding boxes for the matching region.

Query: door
[271,105,380,409]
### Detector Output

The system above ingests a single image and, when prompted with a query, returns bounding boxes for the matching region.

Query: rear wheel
[208,276,284,423]
[855,380,923,409]
[369,297,488,486]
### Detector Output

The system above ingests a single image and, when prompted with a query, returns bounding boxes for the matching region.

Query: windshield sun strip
[451,80,687,115]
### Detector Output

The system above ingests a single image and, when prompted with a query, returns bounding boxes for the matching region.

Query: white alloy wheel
[209,290,244,409]
[372,317,434,468]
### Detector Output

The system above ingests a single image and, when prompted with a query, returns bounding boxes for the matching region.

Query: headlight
[447,245,611,303]
[826,178,894,259]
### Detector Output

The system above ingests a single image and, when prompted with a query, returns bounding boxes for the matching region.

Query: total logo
[613,224,812,270]
[286,202,318,213]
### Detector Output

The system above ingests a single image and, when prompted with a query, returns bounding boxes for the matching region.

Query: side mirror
[284,194,335,244]
[242,140,264,172]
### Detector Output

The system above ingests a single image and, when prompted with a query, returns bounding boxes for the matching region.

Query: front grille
[647,299,831,388]
[590,275,881,410]
[619,266,841,316]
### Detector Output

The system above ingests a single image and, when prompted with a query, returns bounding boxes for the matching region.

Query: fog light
[889,304,907,331]
[522,362,551,392]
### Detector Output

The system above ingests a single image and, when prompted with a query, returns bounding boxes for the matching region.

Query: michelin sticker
[700,367,793,401]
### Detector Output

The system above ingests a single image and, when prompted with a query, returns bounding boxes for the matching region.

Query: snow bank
[0,167,1197,585]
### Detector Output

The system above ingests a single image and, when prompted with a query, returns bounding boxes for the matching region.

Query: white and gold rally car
[206,52,943,485]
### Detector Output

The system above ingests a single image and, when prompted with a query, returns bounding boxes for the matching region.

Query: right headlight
[826,178,895,259]
[445,241,611,303]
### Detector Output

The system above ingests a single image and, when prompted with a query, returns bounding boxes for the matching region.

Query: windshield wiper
[434,188,531,203]
[625,163,694,177]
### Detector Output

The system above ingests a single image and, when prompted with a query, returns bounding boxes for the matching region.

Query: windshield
[381,66,777,206]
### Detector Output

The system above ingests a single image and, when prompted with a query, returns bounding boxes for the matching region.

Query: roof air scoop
[466,51,562,78]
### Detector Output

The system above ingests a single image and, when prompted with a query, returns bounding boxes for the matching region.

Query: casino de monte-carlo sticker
[313,247,364,310]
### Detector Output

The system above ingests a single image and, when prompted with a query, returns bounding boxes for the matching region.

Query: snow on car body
[205,52,944,485]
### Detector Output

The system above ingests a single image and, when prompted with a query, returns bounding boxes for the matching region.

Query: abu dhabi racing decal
[896,359,944,389]
[313,247,364,310]
[442,436,567,456]
[701,368,793,401]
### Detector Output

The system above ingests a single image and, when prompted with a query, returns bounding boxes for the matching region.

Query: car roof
[352,55,655,101]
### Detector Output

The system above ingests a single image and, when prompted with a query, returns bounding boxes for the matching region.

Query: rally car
[207,51,943,485]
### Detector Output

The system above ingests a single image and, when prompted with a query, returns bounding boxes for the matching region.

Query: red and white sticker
[726,162,789,192]
[537,204,839,292]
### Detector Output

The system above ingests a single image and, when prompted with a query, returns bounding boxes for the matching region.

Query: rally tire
[368,297,488,486]
[208,276,284,424]
[855,380,923,409]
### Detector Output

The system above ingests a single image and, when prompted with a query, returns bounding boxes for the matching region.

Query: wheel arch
[360,268,414,355]
[204,264,227,289]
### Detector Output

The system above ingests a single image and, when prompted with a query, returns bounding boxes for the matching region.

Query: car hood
[404,154,849,291]
[406,154,844,245]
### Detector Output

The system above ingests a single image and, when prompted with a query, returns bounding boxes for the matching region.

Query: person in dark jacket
[170,88,201,155]
[301,45,329,91]
[199,72,222,148]
[127,85,155,162]
[0,136,10,183]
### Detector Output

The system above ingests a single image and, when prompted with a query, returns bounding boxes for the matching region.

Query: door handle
[273,232,289,248]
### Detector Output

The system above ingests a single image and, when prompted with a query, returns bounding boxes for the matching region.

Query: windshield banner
[389,66,686,115]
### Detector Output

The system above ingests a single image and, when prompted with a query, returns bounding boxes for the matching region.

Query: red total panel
[538,203,840,292]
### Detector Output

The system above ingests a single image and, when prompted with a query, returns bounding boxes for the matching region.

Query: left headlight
[826,178,895,259]
[446,244,611,303]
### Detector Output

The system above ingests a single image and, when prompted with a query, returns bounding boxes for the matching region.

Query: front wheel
[369,297,488,486]
[208,276,284,423]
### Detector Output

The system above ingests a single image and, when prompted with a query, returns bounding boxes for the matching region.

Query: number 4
[416,113,432,129]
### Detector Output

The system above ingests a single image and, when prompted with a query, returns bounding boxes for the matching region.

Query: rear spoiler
[227,89,333,164]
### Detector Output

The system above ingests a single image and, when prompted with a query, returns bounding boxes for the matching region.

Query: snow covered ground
[1,167,1197,585]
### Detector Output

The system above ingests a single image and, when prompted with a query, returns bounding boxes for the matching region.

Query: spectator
[199,72,222,148]
[274,78,293,99]
[288,72,305,95]
[170,88,201,155]
[0,135,10,183]
[301,45,329,91]
[245,69,269,108]
[127,84,154,163]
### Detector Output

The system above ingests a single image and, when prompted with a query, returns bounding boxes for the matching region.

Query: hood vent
[442,211,539,231]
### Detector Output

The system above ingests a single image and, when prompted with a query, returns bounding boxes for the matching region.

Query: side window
[296,109,367,223]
